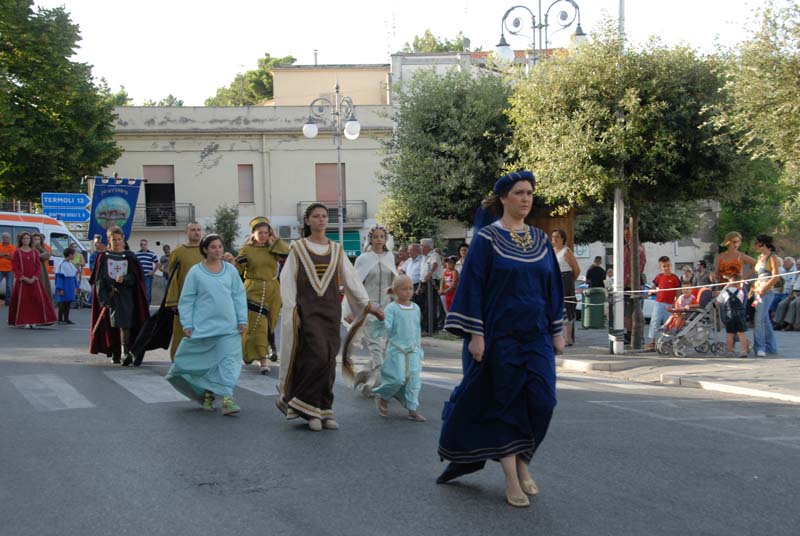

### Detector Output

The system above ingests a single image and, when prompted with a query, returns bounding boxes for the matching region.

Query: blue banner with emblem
[86,177,142,242]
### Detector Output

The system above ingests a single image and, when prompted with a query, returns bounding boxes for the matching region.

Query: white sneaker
[756,351,766,357]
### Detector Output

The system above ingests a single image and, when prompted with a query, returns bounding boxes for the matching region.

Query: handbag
[130,265,179,366]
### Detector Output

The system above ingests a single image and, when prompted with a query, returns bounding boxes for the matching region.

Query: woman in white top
[349,225,397,397]
[551,228,580,346]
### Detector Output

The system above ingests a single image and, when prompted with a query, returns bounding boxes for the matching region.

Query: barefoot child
[374,275,426,421]
[716,273,749,357]
[439,256,459,311]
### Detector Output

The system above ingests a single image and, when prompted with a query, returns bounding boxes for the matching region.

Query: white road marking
[557,382,588,391]
[104,370,188,403]
[236,374,280,396]
[9,374,94,411]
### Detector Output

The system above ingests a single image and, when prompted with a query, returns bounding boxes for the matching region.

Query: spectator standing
[680,266,696,286]
[586,256,606,288]
[1,232,17,306]
[455,243,469,274]
[54,247,79,324]
[159,244,171,277]
[647,256,681,350]
[439,256,459,311]
[418,238,444,334]
[551,229,580,346]
[395,244,409,270]
[623,227,647,344]
[752,235,781,356]
[401,243,423,287]
[716,274,749,357]
[695,260,712,287]
[714,231,756,283]
[135,239,159,304]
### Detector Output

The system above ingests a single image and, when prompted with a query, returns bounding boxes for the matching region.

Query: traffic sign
[41,192,91,209]
[43,207,91,222]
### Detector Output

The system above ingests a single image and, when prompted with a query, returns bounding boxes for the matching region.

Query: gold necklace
[502,222,534,251]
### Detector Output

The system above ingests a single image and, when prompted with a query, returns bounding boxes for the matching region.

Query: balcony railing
[296,200,367,227]
[132,203,195,229]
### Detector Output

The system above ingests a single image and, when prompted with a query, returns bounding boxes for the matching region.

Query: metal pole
[611,0,626,355]
[334,82,344,249]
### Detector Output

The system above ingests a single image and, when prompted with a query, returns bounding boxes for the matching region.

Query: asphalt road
[1,309,799,536]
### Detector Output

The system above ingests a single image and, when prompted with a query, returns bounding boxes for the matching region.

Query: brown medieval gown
[277,238,370,422]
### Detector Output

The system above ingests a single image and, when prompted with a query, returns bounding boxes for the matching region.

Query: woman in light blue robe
[166,234,248,415]
[372,297,425,420]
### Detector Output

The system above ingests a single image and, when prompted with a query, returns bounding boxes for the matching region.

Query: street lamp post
[495,0,586,67]
[301,81,361,248]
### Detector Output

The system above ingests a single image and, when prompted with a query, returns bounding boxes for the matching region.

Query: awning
[326,230,361,257]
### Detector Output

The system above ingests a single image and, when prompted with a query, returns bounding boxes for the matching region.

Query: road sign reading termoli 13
[40,192,92,222]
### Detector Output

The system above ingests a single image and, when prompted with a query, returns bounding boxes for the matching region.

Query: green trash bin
[582,287,606,329]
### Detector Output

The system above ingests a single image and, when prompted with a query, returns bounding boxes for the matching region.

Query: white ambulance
[0,211,91,295]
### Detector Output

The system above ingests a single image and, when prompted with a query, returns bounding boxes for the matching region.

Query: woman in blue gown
[437,171,565,508]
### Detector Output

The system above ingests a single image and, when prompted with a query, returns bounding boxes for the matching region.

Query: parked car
[641,282,655,321]
[574,276,589,320]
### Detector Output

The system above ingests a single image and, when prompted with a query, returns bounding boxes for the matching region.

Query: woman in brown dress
[276,203,384,432]
[31,233,54,303]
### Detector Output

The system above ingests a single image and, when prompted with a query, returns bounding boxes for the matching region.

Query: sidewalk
[423,326,800,404]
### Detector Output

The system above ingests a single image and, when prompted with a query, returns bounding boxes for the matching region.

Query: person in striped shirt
[135,239,159,304]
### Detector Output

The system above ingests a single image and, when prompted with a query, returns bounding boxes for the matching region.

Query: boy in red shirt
[647,256,682,350]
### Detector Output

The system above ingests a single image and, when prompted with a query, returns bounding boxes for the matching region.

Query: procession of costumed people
[82,183,561,509]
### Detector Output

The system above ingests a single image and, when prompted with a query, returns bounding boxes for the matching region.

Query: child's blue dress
[372,301,424,410]
[54,261,78,302]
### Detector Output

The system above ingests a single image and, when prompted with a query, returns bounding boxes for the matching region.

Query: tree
[507,26,740,346]
[143,94,184,107]
[401,29,467,53]
[99,80,133,106]
[380,68,513,235]
[712,2,800,227]
[574,200,702,245]
[0,0,121,199]
[204,204,240,254]
[205,53,296,106]
[376,197,438,245]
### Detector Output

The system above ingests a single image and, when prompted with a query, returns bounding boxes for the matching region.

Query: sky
[34,0,765,106]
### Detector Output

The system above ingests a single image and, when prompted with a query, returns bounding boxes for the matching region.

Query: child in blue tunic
[373,275,426,421]
[54,247,79,324]
[166,234,248,416]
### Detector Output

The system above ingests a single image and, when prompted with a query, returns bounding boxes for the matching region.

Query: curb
[556,357,644,373]
[660,374,800,404]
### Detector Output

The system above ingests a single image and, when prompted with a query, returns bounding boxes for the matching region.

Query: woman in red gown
[8,231,57,327]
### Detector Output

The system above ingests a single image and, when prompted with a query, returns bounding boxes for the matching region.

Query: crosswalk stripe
[236,374,280,396]
[104,370,188,403]
[9,374,95,411]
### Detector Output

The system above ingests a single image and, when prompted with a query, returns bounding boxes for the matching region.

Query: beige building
[101,104,393,255]
[270,64,390,106]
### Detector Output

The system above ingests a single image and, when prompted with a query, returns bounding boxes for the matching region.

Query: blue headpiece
[473,171,536,231]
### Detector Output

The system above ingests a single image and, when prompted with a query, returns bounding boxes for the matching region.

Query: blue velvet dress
[438,222,564,476]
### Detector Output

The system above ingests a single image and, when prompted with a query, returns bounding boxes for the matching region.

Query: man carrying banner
[165,222,204,361]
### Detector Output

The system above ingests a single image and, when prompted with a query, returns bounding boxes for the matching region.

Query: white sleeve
[279,246,298,314]
[342,253,370,314]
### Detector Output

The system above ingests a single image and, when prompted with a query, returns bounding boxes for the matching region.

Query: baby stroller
[656,288,724,357]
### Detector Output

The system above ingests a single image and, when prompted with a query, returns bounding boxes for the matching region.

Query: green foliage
[143,94,184,107]
[205,204,240,254]
[717,158,783,254]
[376,197,438,245]
[205,53,296,106]
[574,200,702,244]
[99,80,133,106]
[0,0,121,199]
[712,2,800,227]
[507,25,738,212]
[401,29,467,53]
[380,68,513,229]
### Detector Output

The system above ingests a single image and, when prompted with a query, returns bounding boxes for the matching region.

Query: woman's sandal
[520,477,539,496]
[375,397,388,417]
[506,492,530,508]
[408,412,427,422]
